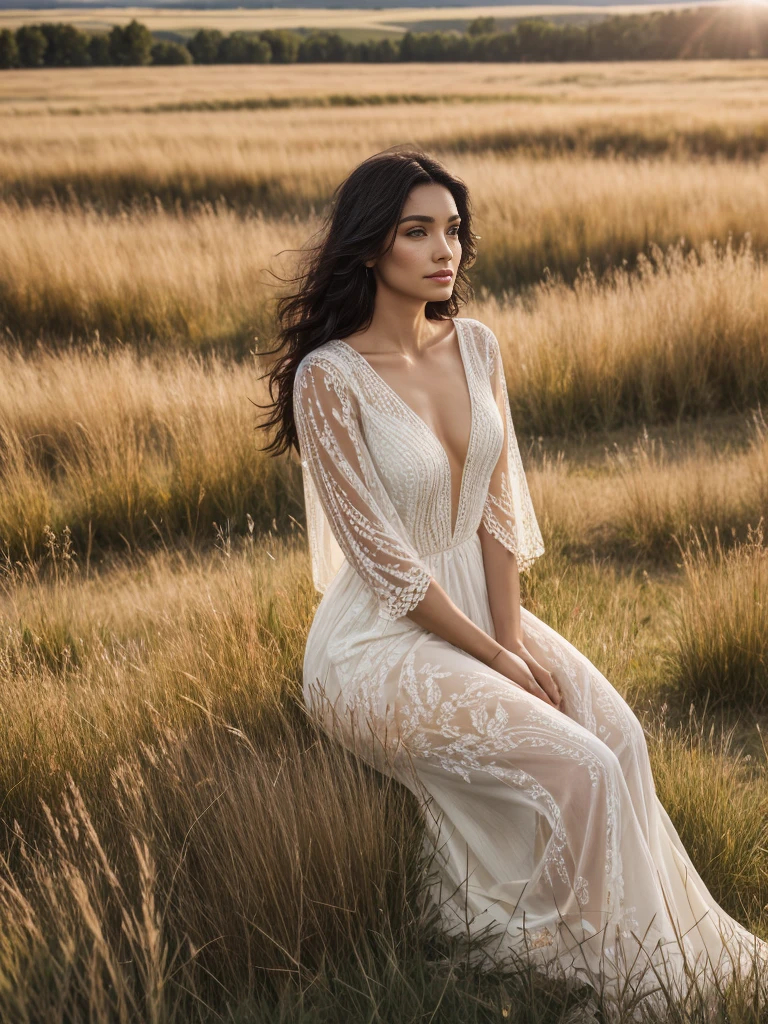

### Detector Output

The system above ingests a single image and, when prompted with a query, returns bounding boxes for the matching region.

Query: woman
[260,146,768,1015]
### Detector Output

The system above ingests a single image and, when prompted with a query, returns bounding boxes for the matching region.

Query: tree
[371,38,397,62]
[515,19,558,62]
[108,19,153,66]
[0,28,19,68]
[88,33,111,65]
[257,29,299,64]
[356,37,397,62]
[38,23,90,66]
[15,25,47,67]
[474,29,520,61]
[467,16,497,37]
[297,32,348,63]
[400,31,458,62]
[186,29,223,64]
[151,40,192,65]
[217,31,271,64]
[399,30,417,61]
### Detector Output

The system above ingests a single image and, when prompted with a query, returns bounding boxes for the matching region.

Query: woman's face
[367,182,462,303]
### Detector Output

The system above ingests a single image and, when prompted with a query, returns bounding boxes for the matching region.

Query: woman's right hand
[490,648,560,709]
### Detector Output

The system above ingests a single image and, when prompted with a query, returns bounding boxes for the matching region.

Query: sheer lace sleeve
[293,352,434,621]
[480,324,545,571]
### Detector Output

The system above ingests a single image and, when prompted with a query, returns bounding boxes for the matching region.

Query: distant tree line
[1,7,767,69]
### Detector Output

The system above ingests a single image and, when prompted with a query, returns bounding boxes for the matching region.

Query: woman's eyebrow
[398,214,461,224]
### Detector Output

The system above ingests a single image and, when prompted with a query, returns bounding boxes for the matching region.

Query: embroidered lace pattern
[293,317,545,617]
[479,325,546,571]
[346,637,641,943]
[293,355,434,620]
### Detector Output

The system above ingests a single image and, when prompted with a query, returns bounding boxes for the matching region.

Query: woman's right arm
[404,579,558,707]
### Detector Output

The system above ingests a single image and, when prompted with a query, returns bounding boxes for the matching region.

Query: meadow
[0,3,725,37]
[1,58,768,1022]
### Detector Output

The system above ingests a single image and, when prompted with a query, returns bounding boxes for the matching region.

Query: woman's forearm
[405,578,503,666]
[402,522,525,664]
[403,530,561,708]
[477,520,524,651]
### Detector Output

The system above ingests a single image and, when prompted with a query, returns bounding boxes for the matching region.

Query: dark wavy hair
[255,145,479,459]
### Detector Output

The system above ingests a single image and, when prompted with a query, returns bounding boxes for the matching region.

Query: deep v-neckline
[335,317,475,545]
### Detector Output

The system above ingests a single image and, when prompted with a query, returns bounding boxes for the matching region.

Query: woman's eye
[406,227,460,237]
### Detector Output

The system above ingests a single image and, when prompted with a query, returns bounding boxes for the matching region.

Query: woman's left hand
[508,640,565,712]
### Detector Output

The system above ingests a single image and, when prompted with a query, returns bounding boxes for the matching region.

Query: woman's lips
[426,272,453,280]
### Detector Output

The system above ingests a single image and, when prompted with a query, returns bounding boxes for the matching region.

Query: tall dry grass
[2,58,767,115]
[3,102,768,212]
[3,153,768,346]
[488,236,768,434]
[2,151,768,332]
[0,201,304,351]
[3,711,764,1021]
[1,711,446,1022]
[1,246,766,564]
[1,531,766,1020]
[3,57,768,1019]
[0,344,300,562]
[529,410,768,565]
[646,705,768,928]
[665,525,768,713]
[605,411,768,559]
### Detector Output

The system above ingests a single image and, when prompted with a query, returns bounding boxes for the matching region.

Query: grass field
[3,57,768,113]
[1,56,768,1022]
[0,2,729,37]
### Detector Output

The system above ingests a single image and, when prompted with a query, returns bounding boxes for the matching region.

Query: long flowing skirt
[302,532,768,1016]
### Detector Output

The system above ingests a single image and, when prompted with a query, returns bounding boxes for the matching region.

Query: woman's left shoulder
[457,317,499,371]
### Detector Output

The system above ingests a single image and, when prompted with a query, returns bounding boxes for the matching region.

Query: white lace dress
[293,316,768,1010]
